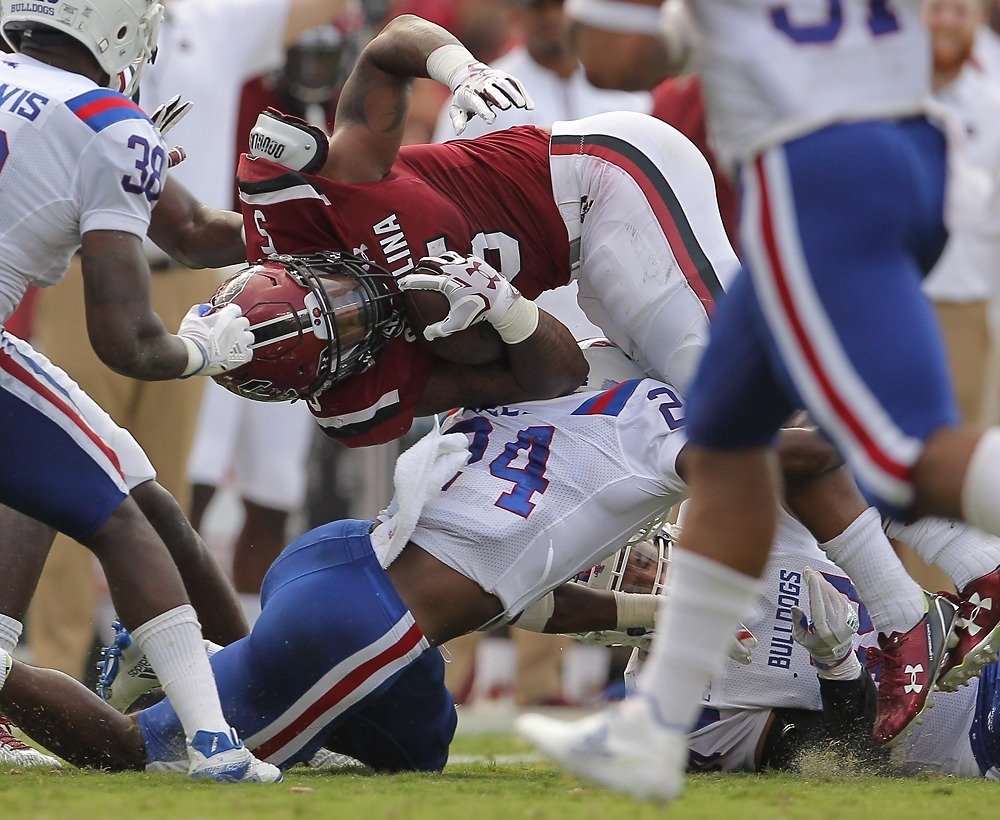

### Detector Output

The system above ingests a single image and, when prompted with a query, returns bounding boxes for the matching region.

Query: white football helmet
[570,516,674,650]
[1,0,163,97]
[576,515,674,598]
[571,515,758,664]
[574,338,647,394]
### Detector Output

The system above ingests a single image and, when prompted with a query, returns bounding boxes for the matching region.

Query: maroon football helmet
[210,252,403,402]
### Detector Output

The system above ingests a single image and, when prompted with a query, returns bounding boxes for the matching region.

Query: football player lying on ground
[0,342,748,774]
[592,503,1000,778]
[211,246,1000,753]
[223,8,1000,746]
[780,518,1000,780]
[790,552,1000,780]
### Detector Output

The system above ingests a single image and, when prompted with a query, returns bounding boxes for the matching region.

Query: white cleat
[516,696,687,802]
[96,621,161,711]
[0,714,61,769]
[187,728,283,783]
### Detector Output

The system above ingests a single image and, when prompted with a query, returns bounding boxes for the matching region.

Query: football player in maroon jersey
[233,12,739,446]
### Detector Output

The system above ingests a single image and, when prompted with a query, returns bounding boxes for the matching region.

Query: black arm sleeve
[818,667,891,771]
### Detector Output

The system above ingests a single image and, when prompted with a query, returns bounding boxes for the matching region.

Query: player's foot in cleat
[187,728,282,783]
[96,621,161,711]
[516,695,686,802]
[308,747,364,769]
[0,712,61,768]
[936,567,1000,692]
[866,591,958,746]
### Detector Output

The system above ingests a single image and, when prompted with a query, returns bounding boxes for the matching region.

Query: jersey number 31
[772,0,900,43]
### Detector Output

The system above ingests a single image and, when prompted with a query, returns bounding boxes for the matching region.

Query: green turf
[1,733,997,820]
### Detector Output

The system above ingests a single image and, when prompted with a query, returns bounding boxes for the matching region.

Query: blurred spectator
[563,0,673,91]
[25,0,354,680]
[921,0,1000,426]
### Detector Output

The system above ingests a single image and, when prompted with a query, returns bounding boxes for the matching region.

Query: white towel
[370,421,470,567]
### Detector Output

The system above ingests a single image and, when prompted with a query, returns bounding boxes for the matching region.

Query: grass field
[3,727,999,820]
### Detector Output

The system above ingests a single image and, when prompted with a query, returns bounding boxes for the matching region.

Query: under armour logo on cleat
[965,594,994,637]
[904,664,925,694]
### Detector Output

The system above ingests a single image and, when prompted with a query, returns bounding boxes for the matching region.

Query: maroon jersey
[238,125,571,297]
[306,332,437,448]
[238,125,571,446]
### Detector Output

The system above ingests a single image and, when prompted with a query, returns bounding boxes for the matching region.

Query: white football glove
[791,567,862,680]
[150,93,192,135]
[448,62,534,136]
[398,251,539,344]
[177,303,254,378]
[149,93,192,167]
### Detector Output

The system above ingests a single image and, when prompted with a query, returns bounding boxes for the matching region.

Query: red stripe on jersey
[753,157,908,482]
[251,620,425,760]
[0,348,123,478]
[550,140,717,314]
[73,95,137,123]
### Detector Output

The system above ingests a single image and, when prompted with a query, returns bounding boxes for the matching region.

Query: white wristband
[565,0,662,33]
[179,335,207,378]
[515,591,556,632]
[492,298,539,345]
[426,43,479,89]
[816,652,863,681]
[613,591,659,629]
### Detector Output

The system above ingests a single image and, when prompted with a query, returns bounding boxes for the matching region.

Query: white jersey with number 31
[689,0,930,169]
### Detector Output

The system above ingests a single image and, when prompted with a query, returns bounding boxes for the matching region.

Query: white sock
[0,648,10,691]
[0,615,22,656]
[818,507,923,636]
[890,518,1000,591]
[131,605,229,741]
[635,549,760,732]
[237,593,261,627]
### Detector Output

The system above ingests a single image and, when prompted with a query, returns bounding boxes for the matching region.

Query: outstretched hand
[448,63,534,135]
[177,303,254,378]
[791,567,862,680]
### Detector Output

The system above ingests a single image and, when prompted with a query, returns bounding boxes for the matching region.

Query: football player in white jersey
[518,0,1000,801]
[0,339,689,773]
[0,0,286,782]
[0,336,995,779]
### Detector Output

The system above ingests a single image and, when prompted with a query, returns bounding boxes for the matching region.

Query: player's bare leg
[0,508,54,621]
[131,480,248,645]
[519,445,778,801]
[0,651,145,771]
[83,497,280,782]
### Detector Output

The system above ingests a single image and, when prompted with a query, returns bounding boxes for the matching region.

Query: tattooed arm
[415,307,588,416]
[324,15,461,183]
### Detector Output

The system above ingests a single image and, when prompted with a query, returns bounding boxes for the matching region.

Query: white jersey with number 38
[688,0,930,169]
[0,53,166,322]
